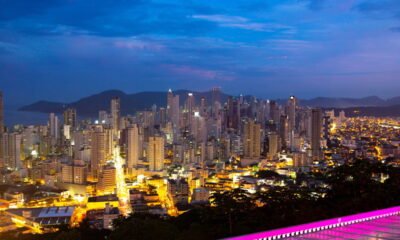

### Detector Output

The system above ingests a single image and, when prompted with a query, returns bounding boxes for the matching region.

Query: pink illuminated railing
[226,206,400,240]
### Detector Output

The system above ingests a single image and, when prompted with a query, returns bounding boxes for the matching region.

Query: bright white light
[31,150,38,157]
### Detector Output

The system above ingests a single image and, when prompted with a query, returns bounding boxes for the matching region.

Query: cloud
[114,39,165,51]
[0,0,218,37]
[300,0,327,10]
[0,0,65,20]
[356,0,400,31]
[192,14,294,32]
[163,64,235,81]
[391,27,400,32]
[356,0,400,19]
[192,15,248,23]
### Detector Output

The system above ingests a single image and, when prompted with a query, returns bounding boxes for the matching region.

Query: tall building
[167,89,173,118]
[0,92,4,168]
[61,160,86,184]
[127,124,140,168]
[99,110,109,124]
[159,107,167,126]
[268,132,279,159]
[227,97,240,130]
[211,87,221,106]
[49,113,59,143]
[200,97,207,117]
[0,133,22,169]
[186,93,195,128]
[90,129,112,179]
[211,87,221,117]
[311,108,322,160]
[148,135,164,171]
[269,101,280,122]
[63,108,77,128]
[111,97,120,131]
[287,96,298,133]
[0,91,4,133]
[97,165,116,194]
[243,120,261,159]
[279,115,288,150]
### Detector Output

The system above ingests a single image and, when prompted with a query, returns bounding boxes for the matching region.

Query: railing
[225,206,400,240]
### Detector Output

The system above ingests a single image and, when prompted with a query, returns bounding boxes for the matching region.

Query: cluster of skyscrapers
[0,88,346,185]
[0,88,353,232]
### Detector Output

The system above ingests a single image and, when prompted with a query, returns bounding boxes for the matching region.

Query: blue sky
[1,0,400,106]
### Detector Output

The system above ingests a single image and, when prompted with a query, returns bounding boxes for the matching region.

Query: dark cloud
[356,0,400,17]
[356,0,400,31]
[391,27,400,32]
[0,0,65,20]
[300,0,326,11]
[0,0,218,37]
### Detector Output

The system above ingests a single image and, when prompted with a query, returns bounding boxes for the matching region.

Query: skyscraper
[159,107,167,126]
[127,124,140,169]
[0,133,22,169]
[287,96,298,133]
[200,97,207,117]
[90,129,111,179]
[243,120,261,159]
[211,87,221,106]
[269,101,280,122]
[62,160,86,184]
[111,97,120,131]
[167,89,174,122]
[227,97,240,130]
[63,108,77,128]
[49,113,59,143]
[171,95,180,133]
[311,108,322,160]
[211,87,221,117]
[268,132,279,159]
[186,93,195,127]
[99,110,109,124]
[279,115,288,150]
[97,165,116,194]
[148,135,164,171]
[0,92,4,168]
[0,91,4,133]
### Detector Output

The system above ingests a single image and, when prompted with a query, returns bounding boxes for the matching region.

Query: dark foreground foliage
[2,160,400,240]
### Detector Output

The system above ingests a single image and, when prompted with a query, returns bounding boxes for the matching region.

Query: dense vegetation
[2,160,400,240]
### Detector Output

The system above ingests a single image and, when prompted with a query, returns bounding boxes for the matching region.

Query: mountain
[19,89,231,117]
[19,90,400,118]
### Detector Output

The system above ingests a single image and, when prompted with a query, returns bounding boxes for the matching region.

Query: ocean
[4,108,51,127]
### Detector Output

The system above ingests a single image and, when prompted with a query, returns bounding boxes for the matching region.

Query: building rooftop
[88,194,118,202]
[5,206,75,227]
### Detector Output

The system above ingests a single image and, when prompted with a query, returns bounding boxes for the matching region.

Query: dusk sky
[1,0,400,106]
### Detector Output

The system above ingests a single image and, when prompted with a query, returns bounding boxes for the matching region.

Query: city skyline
[1,0,400,106]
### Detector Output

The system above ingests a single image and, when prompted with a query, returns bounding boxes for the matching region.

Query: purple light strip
[226,206,400,240]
